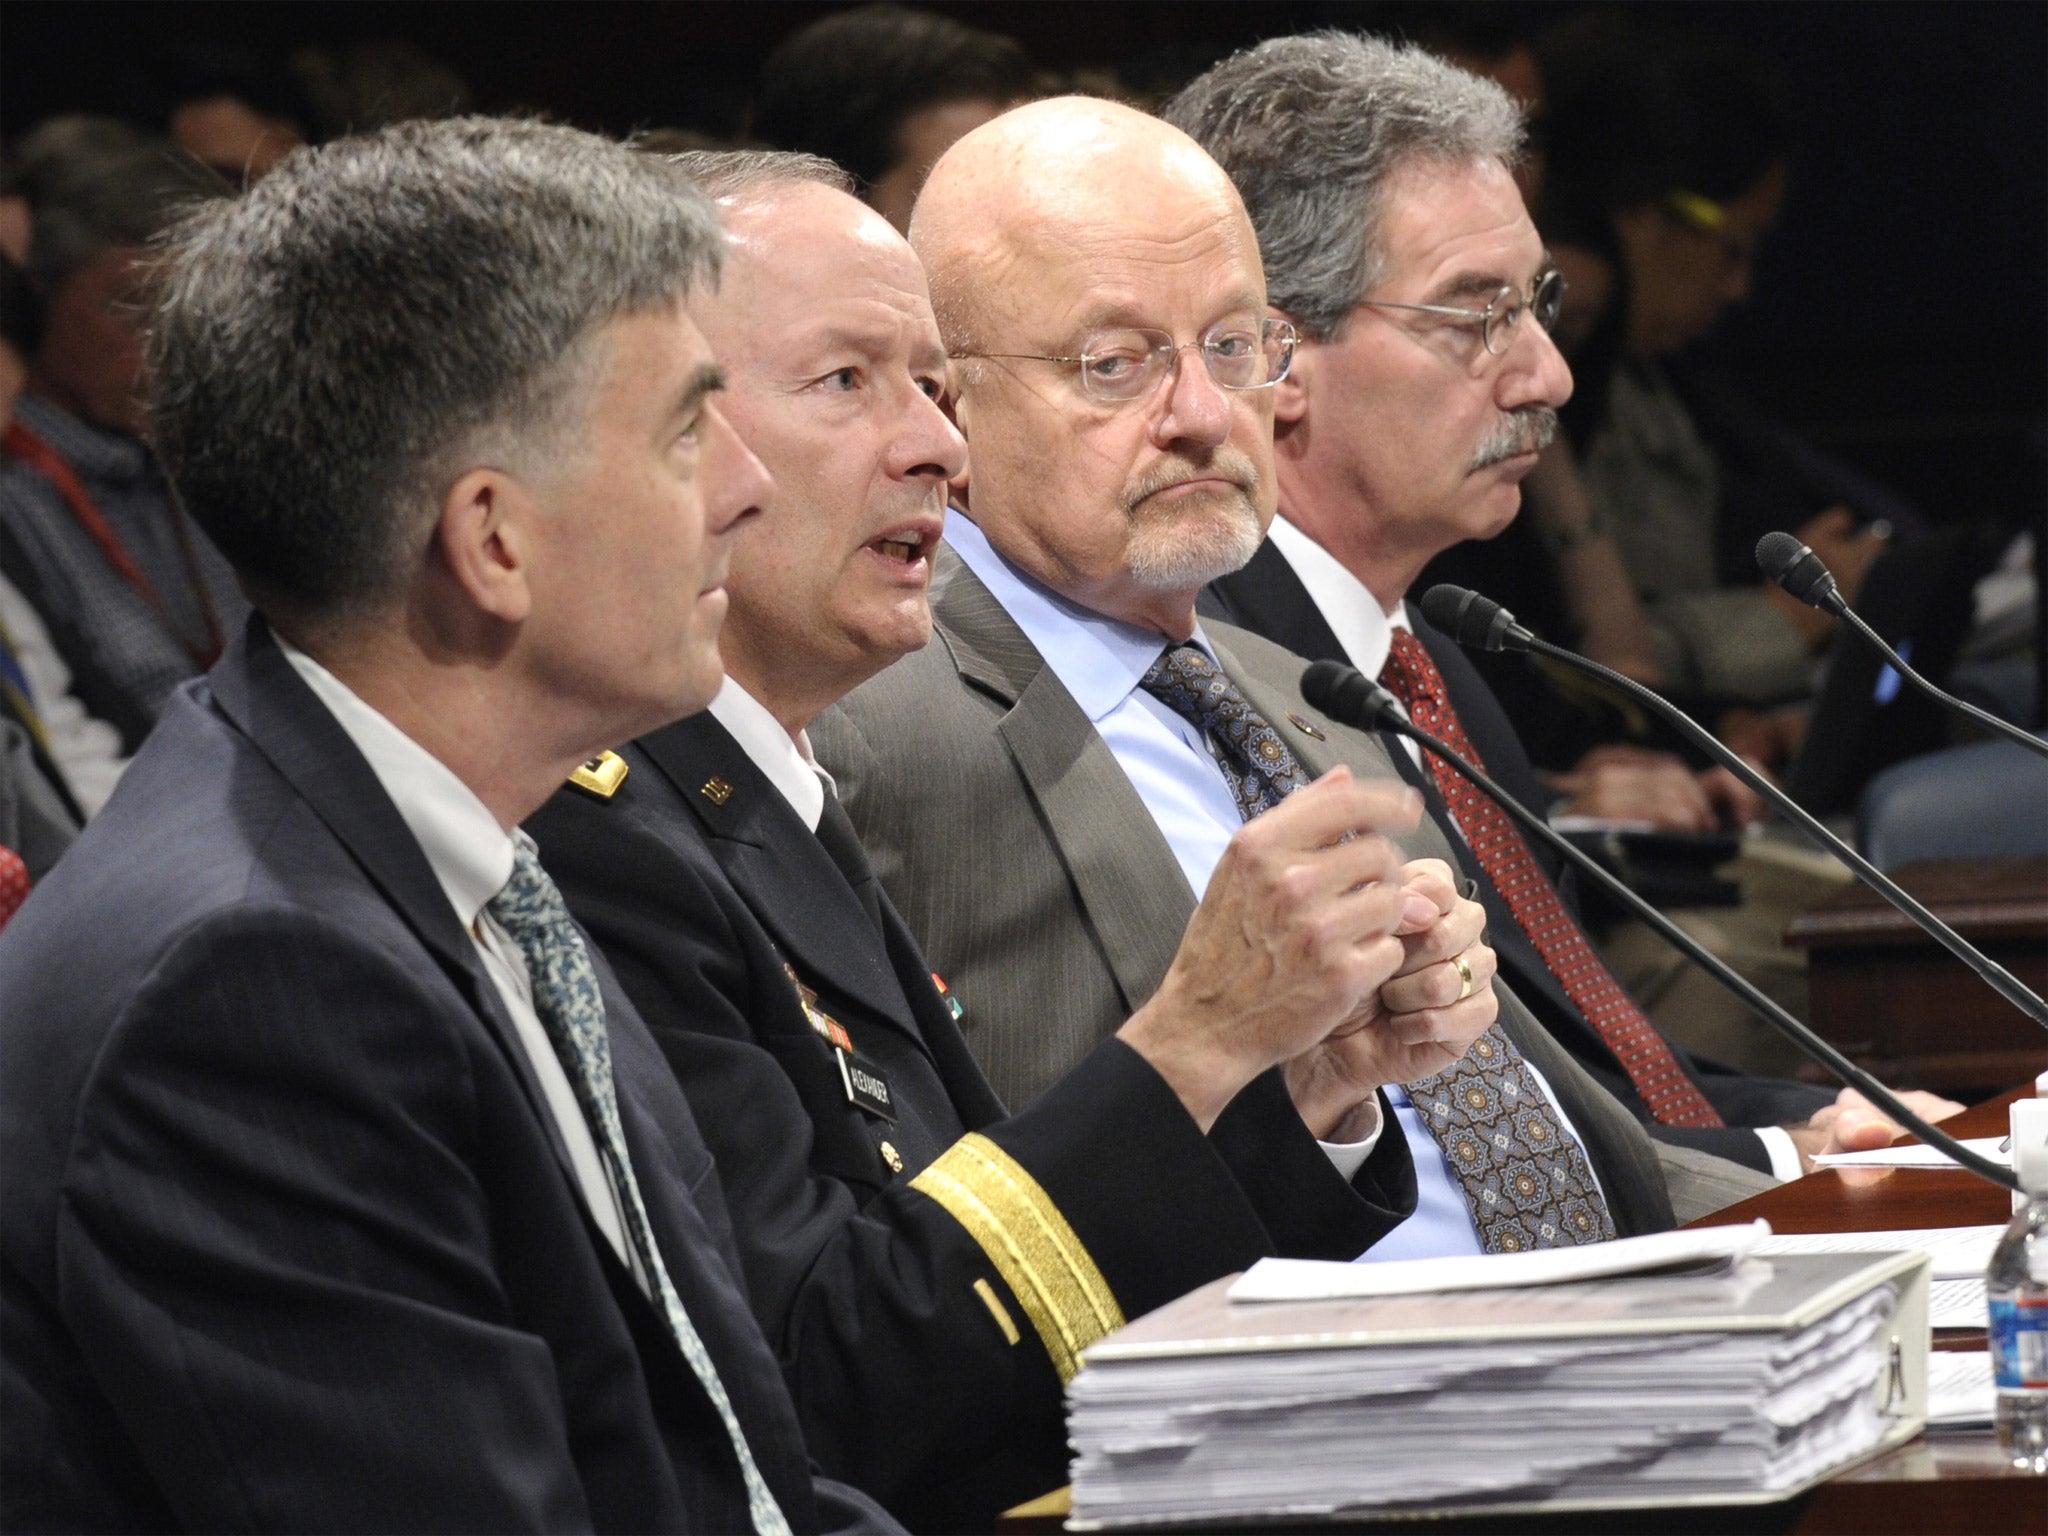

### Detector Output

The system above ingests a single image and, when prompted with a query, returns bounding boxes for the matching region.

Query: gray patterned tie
[1138,641,1615,1250]
[488,834,792,1536]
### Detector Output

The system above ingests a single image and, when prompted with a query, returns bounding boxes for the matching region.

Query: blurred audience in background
[751,3,1037,231]
[0,117,245,762]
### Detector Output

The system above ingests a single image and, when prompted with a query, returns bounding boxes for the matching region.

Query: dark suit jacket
[527,711,1416,1531]
[816,545,1676,1241]
[1204,538,1835,1173]
[0,623,892,1535]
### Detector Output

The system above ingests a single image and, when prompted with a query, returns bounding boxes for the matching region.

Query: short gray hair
[1164,33,1524,341]
[14,115,224,293]
[663,146,855,202]
[148,115,724,622]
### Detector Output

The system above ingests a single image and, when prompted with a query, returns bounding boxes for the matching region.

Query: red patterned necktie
[1379,629,1724,1129]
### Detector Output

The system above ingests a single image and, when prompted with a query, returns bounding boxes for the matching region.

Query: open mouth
[865,519,941,566]
[871,536,923,563]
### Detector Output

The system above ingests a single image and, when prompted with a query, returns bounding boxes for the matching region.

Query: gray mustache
[1469,406,1558,471]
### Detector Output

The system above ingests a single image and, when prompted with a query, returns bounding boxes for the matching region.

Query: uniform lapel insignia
[567,750,629,799]
[700,775,734,805]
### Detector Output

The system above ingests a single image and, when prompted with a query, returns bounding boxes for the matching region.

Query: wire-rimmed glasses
[1357,268,1566,357]
[953,317,1298,402]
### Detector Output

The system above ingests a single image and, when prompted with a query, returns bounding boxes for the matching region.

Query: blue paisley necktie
[488,833,792,1536]
[1139,642,1616,1250]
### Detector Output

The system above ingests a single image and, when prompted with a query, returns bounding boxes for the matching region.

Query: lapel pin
[567,750,629,800]
[701,776,734,805]
[1286,711,1326,740]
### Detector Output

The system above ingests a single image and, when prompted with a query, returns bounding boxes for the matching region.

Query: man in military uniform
[526,150,1502,1532]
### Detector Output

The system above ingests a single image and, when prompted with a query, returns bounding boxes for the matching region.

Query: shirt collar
[1264,514,1405,678]
[275,633,513,929]
[943,506,1220,722]
[706,677,833,832]
[13,393,154,483]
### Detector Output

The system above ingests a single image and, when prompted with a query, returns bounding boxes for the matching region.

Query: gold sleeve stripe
[972,1278,1022,1345]
[911,1132,1124,1382]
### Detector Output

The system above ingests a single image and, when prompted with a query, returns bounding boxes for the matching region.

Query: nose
[888,382,968,484]
[1150,343,1234,450]
[701,400,774,536]
[1499,314,1574,412]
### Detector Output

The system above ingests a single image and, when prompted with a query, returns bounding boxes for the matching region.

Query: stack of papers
[1753,1226,2001,1329]
[1067,1236,1919,1527]
[1927,1352,1995,1431]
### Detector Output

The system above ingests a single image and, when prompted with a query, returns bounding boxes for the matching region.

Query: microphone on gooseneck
[1299,657,2019,1193]
[1415,582,2048,1033]
[1756,531,2048,762]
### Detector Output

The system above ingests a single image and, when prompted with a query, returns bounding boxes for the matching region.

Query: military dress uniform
[526,709,1416,1533]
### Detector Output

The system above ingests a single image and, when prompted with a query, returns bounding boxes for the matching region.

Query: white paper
[1229,1220,1771,1302]
[1810,1136,2008,1169]
[1931,1277,1987,1330]
[1753,1225,2003,1280]
[1927,1351,1995,1428]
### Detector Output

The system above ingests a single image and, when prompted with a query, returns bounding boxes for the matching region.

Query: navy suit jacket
[0,622,894,1534]
[527,711,1415,1530]
[1205,540,1834,1173]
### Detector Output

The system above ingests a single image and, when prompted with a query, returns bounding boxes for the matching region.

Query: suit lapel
[208,620,586,1198]
[933,548,1198,1015]
[1204,537,1350,663]
[636,712,925,1047]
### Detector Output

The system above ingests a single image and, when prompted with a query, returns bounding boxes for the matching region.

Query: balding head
[908,97,1286,641]
[912,96,1252,354]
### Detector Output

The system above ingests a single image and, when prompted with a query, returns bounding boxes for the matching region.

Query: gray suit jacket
[814,546,1680,1239]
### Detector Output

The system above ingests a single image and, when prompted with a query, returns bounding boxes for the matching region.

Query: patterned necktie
[488,835,792,1536]
[1140,641,1616,1250]
[1141,642,1311,818]
[1380,628,1724,1129]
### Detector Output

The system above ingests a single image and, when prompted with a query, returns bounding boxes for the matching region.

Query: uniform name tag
[836,1049,896,1122]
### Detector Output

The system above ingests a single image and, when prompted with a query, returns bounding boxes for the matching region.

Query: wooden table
[1784,856,2048,1092]
[1688,1087,2041,1534]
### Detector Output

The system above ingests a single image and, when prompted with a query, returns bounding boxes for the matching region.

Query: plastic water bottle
[1989,1098,2048,1472]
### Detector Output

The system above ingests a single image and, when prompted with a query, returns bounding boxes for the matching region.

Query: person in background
[0,117,246,757]
[160,43,313,183]
[751,3,1035,232]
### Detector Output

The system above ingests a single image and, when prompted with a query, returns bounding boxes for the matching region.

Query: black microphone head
[1755,531,1841,610]
[1300,659,1406,731]
[1418,584,1530,653]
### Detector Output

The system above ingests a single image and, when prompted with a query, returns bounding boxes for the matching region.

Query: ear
[944,363,973,508]
[435,468,536,626]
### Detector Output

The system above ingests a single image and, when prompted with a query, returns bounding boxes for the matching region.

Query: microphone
[1755,532,2048,762]
[1300,657,2018,1192]
[1416,583,2048,1033]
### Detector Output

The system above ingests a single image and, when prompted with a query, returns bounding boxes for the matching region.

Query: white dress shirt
[277,637,652,1288]
[707,677,835,832]
[1259,525,1800,1183]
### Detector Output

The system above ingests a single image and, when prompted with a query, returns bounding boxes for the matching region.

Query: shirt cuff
[1755,1125,1804,1182]
[1316,1098,1385,1181]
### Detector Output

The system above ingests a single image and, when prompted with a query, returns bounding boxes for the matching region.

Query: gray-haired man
[1171,35,1960,1177]
[1,118,895,1534]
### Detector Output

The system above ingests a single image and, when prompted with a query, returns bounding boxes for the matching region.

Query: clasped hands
[1120,767,1497,1139]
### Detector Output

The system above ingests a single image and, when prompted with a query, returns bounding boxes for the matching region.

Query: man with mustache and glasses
[526,151,1469,1534]
[1174,34,1959,1178]
[817,95,1701,1278]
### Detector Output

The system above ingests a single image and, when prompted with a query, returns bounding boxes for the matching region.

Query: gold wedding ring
[1453,954,1474,1002]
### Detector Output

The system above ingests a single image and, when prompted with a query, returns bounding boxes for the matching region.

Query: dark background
[5,0,2043,525]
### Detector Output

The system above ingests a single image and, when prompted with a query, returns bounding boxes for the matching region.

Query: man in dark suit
[528,152,1481,1532]
[1166,34,1962,1178]
[0,118,894,1534]
[816,97,1755,1266]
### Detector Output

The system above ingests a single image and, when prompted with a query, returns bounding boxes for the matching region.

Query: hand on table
[1786,1086,1968,1170]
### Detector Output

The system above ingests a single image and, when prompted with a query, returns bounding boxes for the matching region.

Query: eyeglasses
[953,317,1298,402]
[1356,268,1566,357]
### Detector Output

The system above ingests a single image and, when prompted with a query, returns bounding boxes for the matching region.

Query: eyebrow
[1067,290,1267,340]
[670,363,727,420]
[1426,253,1553,307]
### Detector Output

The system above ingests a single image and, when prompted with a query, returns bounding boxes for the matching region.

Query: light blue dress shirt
[945,509,1607,1261]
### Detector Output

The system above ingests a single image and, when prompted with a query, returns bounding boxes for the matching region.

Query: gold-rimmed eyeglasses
[1357,268,1566,357]
[952,317,1298,402]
